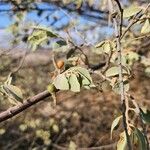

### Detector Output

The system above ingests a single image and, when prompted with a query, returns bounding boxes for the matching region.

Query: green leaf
[94,41,113,54]
[103,41,111,53]
[111,115,122,139]
[3,84,23,102]
[68,141,77,150]
[123,5,142,18]
[75,0,83,9]
[76,67,92,82]
[133,128,147,150]
[145,67,150,77]
[117,131,127,150]
[126,52,139,62]
[31,26,58,37]
[141,19,150,34]
[53,74,69,90]
[69,74,80,92]
[140,108,150,124]
[95,41,105,48]
[113,80,130,94]
[105,67,128,77]
[82,77,91,86]
[56,40,67,46]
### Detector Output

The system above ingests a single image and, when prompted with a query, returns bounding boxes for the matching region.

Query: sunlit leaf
[75,0,83,9]
[68,141,77,150]
[95,41,105,48]
[105,67,128,77]
[103,41,111,53]
[53,74,69,90]
[145,67,150,77]
[76,67,92,82]
[69,74,80,92]
[126,52,139,63]
[117,131,127,150]
[111,115,122,139]
[123,5,142,18]
[3,84,23,102]
[113,80,130,94]
[31,26,58,37]
[141,19,150,34]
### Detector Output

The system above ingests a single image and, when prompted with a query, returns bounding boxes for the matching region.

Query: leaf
[69,74,80,92]
[145,67,150,77]
[140,108,150,124]
[75,0,83,9]
[105,67,128,77]
[31,26,58,37]
[3,84,23,102]
[117,131,127,150]
[68,141,77,150]
[76,67,92,82]
[111,115,122,139]
[53,74,69,90]
[113,80,130,94]
[133,128,147,150]
[56,40,67,46]
[82,77,91,86]
[103,41,111,53]
[123,5,142,18]
[95,41,105,48]
[94,41,113,54]
[126,52,139,62]
[141,19,150,34]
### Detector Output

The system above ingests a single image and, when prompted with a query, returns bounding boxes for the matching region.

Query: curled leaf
[3,84,23,102]
[111,115,122,139]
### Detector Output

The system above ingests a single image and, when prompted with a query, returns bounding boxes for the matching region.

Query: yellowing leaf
[75,0,83,9]
[68,141,77,150]
[123,5,142,18]
[53,74,69,90]
[111,115,122,139]
[141,19,150,34]
[103,41,111,53]
[117,131,127,150]
[31,26,58,37]
[69,74,80,92]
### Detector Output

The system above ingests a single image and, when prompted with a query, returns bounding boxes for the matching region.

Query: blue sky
[0,2,113,49]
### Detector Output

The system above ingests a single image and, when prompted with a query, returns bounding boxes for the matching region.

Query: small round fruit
[47,84,56,93]
[56,60,64,69]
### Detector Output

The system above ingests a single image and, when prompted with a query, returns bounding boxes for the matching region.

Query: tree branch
[0,90,51,123]
[112,0,132,149]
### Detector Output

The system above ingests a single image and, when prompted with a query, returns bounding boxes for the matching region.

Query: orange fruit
[56,60,64,69]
